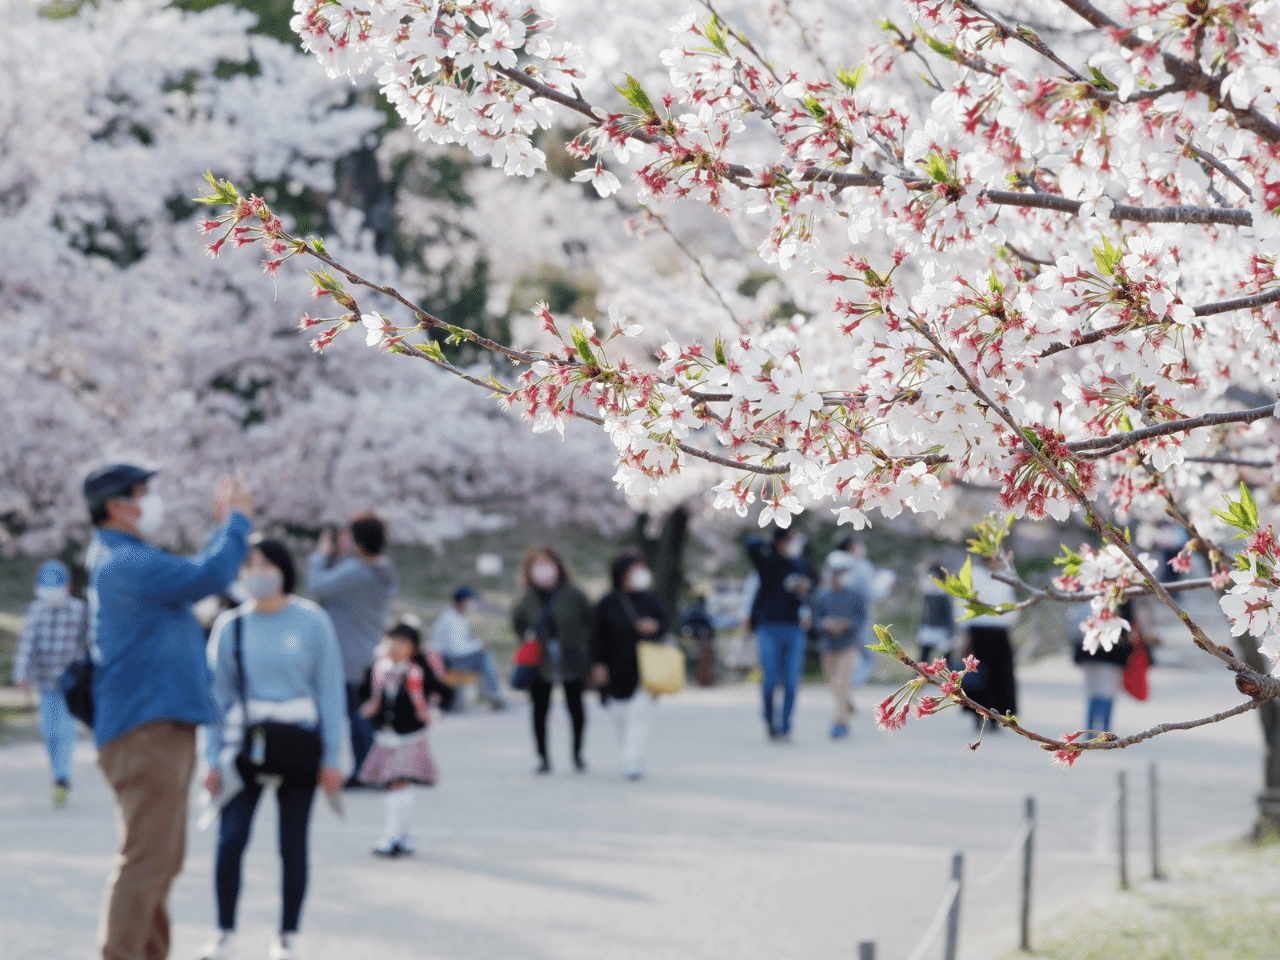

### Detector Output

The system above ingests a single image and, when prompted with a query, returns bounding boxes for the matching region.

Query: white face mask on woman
[626,566,654,592]
[242,568,284,600]
[36,585,70,604]
[530,561,560,590]
[134,490,165,538]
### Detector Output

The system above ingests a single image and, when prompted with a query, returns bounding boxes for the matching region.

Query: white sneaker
[268,933,296,960]
[198,931,235,960]
[396,835,415,855]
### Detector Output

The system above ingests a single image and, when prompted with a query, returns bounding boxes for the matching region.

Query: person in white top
[428,587,507,709]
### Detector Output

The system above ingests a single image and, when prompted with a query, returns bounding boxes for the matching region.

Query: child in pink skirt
[357,622,451,856]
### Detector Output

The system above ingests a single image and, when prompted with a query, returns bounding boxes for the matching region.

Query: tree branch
[1068,404,1275,454]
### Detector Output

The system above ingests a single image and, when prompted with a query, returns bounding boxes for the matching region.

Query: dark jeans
[215,762,318,934]
[756,622,806,734]
[346,682,374,775]
[530,676,585,762]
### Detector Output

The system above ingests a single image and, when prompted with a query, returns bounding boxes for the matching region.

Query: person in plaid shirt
[14,559,87,805]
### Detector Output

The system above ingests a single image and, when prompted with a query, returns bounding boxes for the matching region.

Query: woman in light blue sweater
[200,537,346,960]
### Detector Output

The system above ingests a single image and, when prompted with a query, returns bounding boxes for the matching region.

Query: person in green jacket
[512,545,594,774]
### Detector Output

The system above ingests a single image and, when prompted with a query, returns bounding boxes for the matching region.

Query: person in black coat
[590,552,668,780]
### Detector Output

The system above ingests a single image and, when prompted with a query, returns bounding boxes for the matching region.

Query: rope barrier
[975,818,1033,887]
[904,877,961,960]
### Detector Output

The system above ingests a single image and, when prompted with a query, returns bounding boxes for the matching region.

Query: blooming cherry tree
[203,0,1280,771]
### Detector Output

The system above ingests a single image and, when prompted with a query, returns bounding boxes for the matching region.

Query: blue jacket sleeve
[311,610,349,770]
[139,513,252,607]
[205,612,238,768]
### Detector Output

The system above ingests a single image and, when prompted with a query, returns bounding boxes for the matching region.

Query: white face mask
[36,585,70,604]
[530,561,560,590]
[627,567,654,592]
[243,568,284,600]
[780,537,805,560]
[134,490,165,538]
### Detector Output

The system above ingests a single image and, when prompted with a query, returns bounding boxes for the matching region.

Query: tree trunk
[633,507,690,626]
[1237,638,1280,838]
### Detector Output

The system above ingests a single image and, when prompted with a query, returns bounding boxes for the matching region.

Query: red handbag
[1122,639,1150,701]
[513,640,541,667]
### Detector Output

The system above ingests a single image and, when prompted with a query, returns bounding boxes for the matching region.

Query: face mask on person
[134,490,165,538]
[780,536,805,560]
[36,585,70,604]
[530,561,560,590]
[242,568,284,600]
[627,566,654,592]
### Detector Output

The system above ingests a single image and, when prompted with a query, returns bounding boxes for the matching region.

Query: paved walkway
[0,654,1264,960]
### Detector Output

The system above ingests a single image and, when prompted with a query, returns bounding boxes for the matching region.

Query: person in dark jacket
[512,546,594,774]
[747,528,815,741]
[1072,601,1137,734]
[590,552,668,780]
[357,622,452,856]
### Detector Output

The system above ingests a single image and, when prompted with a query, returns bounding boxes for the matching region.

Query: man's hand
[204,768,221,796]
[587,663,609,690]
[225,479,254,519]
[318,766,344,794]
[316,527,335,558]
[635,616,661,637]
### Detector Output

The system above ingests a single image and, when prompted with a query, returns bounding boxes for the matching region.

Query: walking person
[1072,600,1147,734]
[960,554,1020,730]
[747,527,814,741]
[84,464,253,960]
[13,559,87,805]
[590,552,668,780]
[917,563,956,666]
[200,538,346,960]
[826,538,894,687]
[428,587,508,709]
[307,514,398,785]
[357,621,452,855]
[513,546,594,774]
[810,554,868,739]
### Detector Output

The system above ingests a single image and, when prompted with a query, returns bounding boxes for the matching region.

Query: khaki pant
[822,647,858,726]
[96,721,196,960]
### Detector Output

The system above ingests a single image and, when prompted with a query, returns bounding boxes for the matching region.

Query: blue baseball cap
[83,463,158,509]
[453,586,477,603]
[36,560,70,589]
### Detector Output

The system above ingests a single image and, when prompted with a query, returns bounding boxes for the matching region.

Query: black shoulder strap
[231,614,249,712]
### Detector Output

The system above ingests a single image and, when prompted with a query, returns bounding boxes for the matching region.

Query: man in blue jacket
[85,464,253,960]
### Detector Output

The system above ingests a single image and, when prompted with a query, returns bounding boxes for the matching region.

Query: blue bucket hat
[36,560,70,589]
[83,463,158,509]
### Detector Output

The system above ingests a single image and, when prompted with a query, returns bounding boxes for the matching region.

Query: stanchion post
[943,851,964,960]
[1118,770,1129,890]
[1149,762,1161,880]
[1020,795,1035,951]
[857,940,875,960]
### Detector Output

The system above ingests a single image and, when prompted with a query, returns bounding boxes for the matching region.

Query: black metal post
[943,850,964,960]
[1020,795,1035,951]
[1149,762,1162,880]
[1118,770,1129,890]
[857,940,875,960]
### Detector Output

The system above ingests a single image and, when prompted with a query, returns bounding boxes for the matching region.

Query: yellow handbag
[637,640,685,695]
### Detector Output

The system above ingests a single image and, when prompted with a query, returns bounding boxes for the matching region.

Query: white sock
[397,789,416,842]
[379,791,402,846]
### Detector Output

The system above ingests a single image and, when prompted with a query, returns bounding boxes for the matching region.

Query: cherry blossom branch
[903,306,1259,679]
[494,63,1258,229]
[1184,455,1275,468]
[886,645,1264,755]
[1070,404,1276,456]
[1054,0,1280,143]
[991,570,1218,607]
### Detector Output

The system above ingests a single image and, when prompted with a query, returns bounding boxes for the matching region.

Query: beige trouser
[822,647,858,727]
[96,721,196,960]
